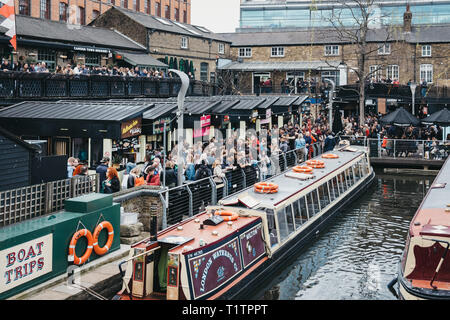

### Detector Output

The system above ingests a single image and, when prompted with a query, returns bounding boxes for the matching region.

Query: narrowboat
[114,144,375,300]
[396,156,450,300]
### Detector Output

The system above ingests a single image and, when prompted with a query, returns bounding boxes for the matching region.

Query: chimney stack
[404,3,412,32]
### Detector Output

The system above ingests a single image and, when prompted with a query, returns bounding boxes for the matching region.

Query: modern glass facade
[240,1,450,28]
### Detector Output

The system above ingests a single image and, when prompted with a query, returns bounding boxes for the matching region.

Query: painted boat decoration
[396,156,450,300]
[114,144,375,300]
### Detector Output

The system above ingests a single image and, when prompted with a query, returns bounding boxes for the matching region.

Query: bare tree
[320,0,403,126]
[216,69,243,95]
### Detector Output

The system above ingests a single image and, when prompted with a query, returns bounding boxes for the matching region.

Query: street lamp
[169,69,190,186]
[324,78,335,133]
[409,82,417,116]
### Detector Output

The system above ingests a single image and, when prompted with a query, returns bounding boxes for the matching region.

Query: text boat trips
[396,156,450,300]
[114,144,375,300]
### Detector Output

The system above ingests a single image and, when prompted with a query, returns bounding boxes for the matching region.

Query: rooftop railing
[0,71,220,102]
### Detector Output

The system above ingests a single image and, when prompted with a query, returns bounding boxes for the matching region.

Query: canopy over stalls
[379,107,420,127]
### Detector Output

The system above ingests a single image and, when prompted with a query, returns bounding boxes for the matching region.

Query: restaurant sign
[188,237,242,299]
[121,117,142,139]
[1,234,53,294]
[200,115,211,128]
[73,46,110,54]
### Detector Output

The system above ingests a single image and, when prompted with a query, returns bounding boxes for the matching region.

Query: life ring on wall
[69,229,94,265]
[93,221,114,256]
[254,182,279,193]
[293,165,313,174]
[215,211,239,221]
[306,160,325,168]
[322,153,339,159]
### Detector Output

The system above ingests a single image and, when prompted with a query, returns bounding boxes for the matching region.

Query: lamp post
[409,82,417,116]
[324,78,335,133]
[169,69,190,186]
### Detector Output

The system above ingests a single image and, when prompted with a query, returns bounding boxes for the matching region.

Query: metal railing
[0,173,99,227]
[0,71,219,101]
[339,135,449,160]
[159,142,323,227]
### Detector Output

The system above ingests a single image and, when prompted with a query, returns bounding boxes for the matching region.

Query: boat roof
[219,145,367,209]
[410,157,450,238]
[133,210,261,254]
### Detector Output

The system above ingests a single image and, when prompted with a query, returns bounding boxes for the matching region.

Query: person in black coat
[194,160,212,181]
[323,131,336,152]
[103,167,121,194]
[160,161,177,188]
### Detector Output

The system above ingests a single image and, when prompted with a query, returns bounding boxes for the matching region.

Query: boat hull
[216,170,376,300]
[397,267,450,300]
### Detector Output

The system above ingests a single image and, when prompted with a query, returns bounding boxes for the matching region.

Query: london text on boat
[114,145,375,300]
[397,156,450,300]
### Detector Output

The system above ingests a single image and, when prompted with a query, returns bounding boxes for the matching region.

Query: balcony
[0,71,220,104]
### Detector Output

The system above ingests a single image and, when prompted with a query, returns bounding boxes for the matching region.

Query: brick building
[15,0,190,26]
[218,7,450,95]
[91,7,232,82]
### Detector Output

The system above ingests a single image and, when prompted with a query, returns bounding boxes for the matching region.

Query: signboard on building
[152,117,171,134]
[200,115,211,128]
[193,127,210,138]
[1,234,53,294]
[121,117,142,139]
[73,46,110,54]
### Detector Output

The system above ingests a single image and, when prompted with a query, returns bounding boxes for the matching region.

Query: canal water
[250,169,435,300]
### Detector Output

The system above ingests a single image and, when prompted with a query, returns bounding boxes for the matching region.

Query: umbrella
[379,107,420,127]
[421,108,450,126]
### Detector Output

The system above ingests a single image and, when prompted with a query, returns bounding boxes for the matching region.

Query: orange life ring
[322,153,339,159]
[254,182,279,193]
[69,229,94,265]
[214,211,239,221]
[306,160,325,168]
[293,165,313,174]
[93,221,114,256]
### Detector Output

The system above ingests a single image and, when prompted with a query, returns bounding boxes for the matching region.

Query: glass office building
[240,0,450,29]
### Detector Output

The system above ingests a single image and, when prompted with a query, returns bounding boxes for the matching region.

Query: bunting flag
[0,0,16,50]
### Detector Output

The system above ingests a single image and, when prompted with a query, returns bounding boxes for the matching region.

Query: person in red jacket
[146,169,160,186]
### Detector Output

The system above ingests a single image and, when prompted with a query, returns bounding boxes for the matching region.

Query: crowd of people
[0,58,194,79]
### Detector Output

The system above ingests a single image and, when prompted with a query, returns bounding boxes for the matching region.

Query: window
[121,0,128,8]
[92,9,99,20]
[183,10,187,23]
[155,2,161,16]
[353,164,361,182]
[324,45,339,56]
[145,0,150,14]
[38,49,56,71]
[328,178,338,202]
[321,71,340,86]
[276,208,289,242]
[84,53,100,67]
[266,209,278,247]
[271,47,284,57]
[40,0,51,19]
[165,5,170,19]
[77,6,85,25]
[338,172,347,193]
[285,205,295,234]
[318,183,330,209]
[59,2,68,21]
[378,43,391,55]
[421,45,431,57]
[238,47,252,58]
[133,0,139,11]
[299,196,309,223]
[175,8,179,21]
[386,65,399,80]
[218,43,225,54]
[19,0,30,15]
[346,168,355,187]
[420,64,433,83]
[200,62,208,82]
[307,190,320,217]
[181,36,188,49]
[369,65,383,81]
[293,199,302,228]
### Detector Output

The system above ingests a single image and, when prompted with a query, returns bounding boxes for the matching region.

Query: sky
[191,0,240,33]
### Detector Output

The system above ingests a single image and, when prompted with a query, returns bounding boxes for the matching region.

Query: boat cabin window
[318,183,331,209]
[292,199,302,228]
[266,209,279,247]
[345,168,354,188]
[285,204,295,234]
[353,163,361,182]
[338,172,347,193]
[276,208,290,242]
[307,190,320,217]
[361,157,369,176]
[330,176,340,200]
[299,196,309,223]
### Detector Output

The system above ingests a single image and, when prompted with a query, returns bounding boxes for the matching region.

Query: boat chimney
[150,214,157,241]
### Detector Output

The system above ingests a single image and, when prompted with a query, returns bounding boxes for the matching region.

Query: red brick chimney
[404,3,412,32]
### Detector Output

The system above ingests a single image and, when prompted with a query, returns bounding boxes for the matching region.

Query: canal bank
[249,168,436,300]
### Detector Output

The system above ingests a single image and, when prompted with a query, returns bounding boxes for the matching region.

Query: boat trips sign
[1,234,53,294]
